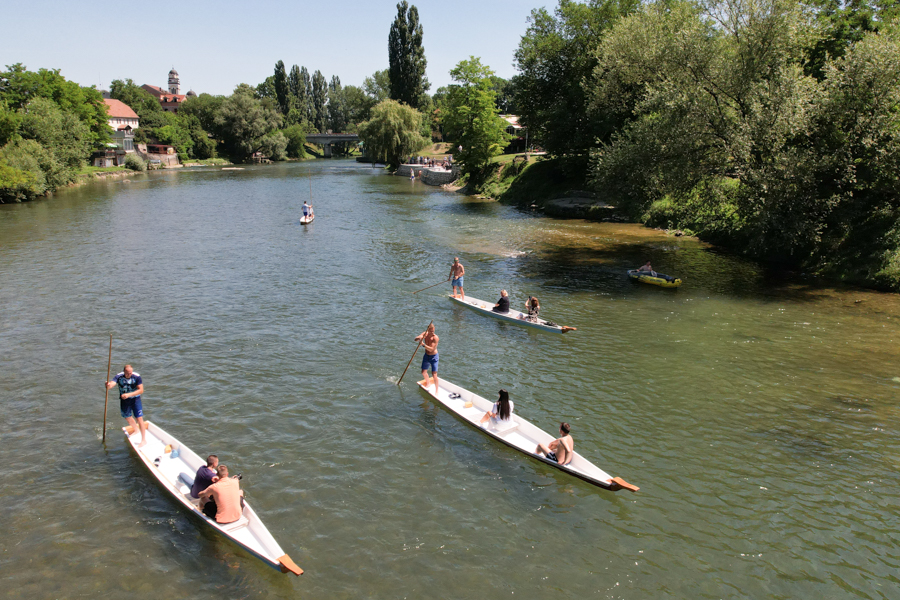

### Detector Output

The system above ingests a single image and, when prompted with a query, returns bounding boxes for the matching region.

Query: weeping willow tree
[357,99,428,167]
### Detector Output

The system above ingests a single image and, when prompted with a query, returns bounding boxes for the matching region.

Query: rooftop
[103,98,139,120]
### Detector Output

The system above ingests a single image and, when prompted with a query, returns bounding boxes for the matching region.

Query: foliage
[311,70,328,132]
[180,93,224,136]
[274,60,290,116]
[17,97,90,189]
[283,123,308,158]
[512,0,639,156]
[388,2,430,109]
[0,157,42,202]
[124,153,146,171]
[0,139,49,198]
[357,99,428,167]
[364,69,391,103]
[443,57,511,175]
[328,76,348,132]
[214,86,283,161]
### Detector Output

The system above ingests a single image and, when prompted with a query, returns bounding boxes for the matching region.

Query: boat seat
[220,516,250,532]
[490,420,518,434]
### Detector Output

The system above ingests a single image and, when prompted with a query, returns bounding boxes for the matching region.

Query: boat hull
[627,270,682,288]
[300,214,314,224]
[448,295,575,334]
[123,422,302,575]
[416,379,636,492]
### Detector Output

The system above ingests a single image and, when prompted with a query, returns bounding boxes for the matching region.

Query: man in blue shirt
[106,364,147,447]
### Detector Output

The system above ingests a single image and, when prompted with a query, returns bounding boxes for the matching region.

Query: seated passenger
[637,261,656,275]
[480,389,514,425]
[190,454,219,499]
[492,290,510,314]
[519,296,540,322]
[198,465,244,524]
[535,422,574,466]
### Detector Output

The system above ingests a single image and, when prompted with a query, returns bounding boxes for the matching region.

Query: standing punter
[449,257,465,299]
[415,323,440,395]
[302,201,313,220]
[106,364,147,447]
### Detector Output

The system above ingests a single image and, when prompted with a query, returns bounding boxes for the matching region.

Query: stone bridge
[306,133,359,157]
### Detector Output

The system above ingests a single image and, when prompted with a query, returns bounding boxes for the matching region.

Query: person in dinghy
[479,389,514,426]
[415,323,440,394]
[535,422,574,466]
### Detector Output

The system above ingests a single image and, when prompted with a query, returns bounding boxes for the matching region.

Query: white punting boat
[417,379,638,492]
[448,295,577,334]
[300,214,314,224]
[123,422,303,576]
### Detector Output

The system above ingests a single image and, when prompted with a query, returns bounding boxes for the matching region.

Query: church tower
[168,68,180,95]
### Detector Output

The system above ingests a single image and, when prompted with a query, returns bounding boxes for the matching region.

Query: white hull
[300,214,314,224]
[123,422,303,576]
[448,295,576,334]
[416,379,637,492]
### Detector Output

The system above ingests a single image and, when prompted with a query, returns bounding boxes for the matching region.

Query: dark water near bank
[1,161,898,599]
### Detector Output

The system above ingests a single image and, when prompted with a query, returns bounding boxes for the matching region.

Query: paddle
[102,334,112,443]
[398,320,432,385]
[412,278,450,295]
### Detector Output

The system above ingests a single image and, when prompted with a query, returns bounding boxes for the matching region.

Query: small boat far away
[448,295,576,334]
[627,269,682,288]
[123,422,303,576]
[417,378,637,492]
[300,214,314,225]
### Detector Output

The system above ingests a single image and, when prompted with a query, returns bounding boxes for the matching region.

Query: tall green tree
[388,1,430,109]
[357,99,427,166]
[311,70,328,132]
[444,57,511,175]
[273,60,290,116]
[328,75,347,133]
[215,84,284,160]
[288,64,305,125]
[301,67,313,122]
[364,69,391,103]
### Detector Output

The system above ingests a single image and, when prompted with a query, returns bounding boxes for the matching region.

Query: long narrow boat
[627,269,682,288]
[123,422,303,576]
[417,379,637,492]
[448,295,576,334]
[300,214,314,224]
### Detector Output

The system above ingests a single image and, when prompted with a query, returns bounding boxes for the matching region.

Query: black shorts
[545,451,558,463]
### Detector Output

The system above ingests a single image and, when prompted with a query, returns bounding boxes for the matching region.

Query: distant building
[141,68,187,113]
[103,98,139,155]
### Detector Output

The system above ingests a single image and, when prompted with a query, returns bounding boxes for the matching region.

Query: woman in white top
[480,389,513,424]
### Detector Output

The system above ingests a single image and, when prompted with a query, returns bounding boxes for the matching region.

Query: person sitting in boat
[637,261,656,276]
[198,465,244,524]
[190,454,219,499]
[535,422,574,466]
[492,290,510,314]
[518,296,540,322]
[480,389,514,425]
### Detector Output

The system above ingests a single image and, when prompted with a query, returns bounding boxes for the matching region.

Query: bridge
[306,133,360,157]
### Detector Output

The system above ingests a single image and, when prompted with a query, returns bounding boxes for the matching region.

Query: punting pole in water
[102,334,112,443]
[398,320,432,385]
[412,278,450,295]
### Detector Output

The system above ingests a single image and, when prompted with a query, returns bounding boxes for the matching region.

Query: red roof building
[103,98,140,129]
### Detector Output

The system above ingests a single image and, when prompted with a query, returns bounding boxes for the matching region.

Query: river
[1,160,898,600]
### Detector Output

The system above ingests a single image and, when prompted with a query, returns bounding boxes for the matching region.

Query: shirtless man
[536,422,573,466]
[106,364,147,447]
[637,261,656,276]
[415,323,440,394]
[449,257,465,299]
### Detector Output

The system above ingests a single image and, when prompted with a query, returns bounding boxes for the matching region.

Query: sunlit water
[1,160,898,600]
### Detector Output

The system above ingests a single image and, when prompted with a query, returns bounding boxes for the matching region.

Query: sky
[2,0,555,96]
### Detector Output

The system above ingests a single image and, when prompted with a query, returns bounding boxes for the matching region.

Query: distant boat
[123,422,303,576]
[300,213,314,224]
[448,295,576,333]
[417,378,637,492]
[627,269,682,288]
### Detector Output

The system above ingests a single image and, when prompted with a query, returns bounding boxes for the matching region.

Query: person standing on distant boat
[492,290,510,314]
[415,323,440,394]
[106,364,147,447]
[449,257,465,299]
[536,422,574,466]
[302,201,313,220]
[480,389,514,425]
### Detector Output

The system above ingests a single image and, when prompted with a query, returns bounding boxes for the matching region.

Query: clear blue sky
[3,0,554,95]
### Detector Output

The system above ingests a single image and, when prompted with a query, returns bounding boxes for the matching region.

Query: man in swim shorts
[536,422,573,466]
[449,257,465,299]
[106,364,147,447]
[415,323,440,394]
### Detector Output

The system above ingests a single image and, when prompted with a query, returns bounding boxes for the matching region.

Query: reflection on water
[1,160,898,600]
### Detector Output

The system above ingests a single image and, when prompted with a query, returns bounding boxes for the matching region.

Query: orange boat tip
[278,554,303,576]
[611,477,639,492]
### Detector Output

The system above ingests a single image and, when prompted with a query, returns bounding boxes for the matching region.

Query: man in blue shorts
[449,257,465,299]
[415,323,440,394]
[106,364,147,447]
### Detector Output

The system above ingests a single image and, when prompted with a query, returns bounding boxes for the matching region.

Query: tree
[301,67,313,122]
[273,60,290,116]
[328,75,348,132]
[288,64,306,125]
[283,123,308,158]
[343,84,375,127]
[357,99,428,167]
[364,69,391,103]
[388,1,430,109]
[215,86,283,160]
[513,0,639,157]
[311,70,328,132]
[180,93,224,137]
[444,57,511,175]
[256,75,276,100]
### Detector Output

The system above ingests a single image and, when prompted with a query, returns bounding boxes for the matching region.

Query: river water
[1,160,898,600]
